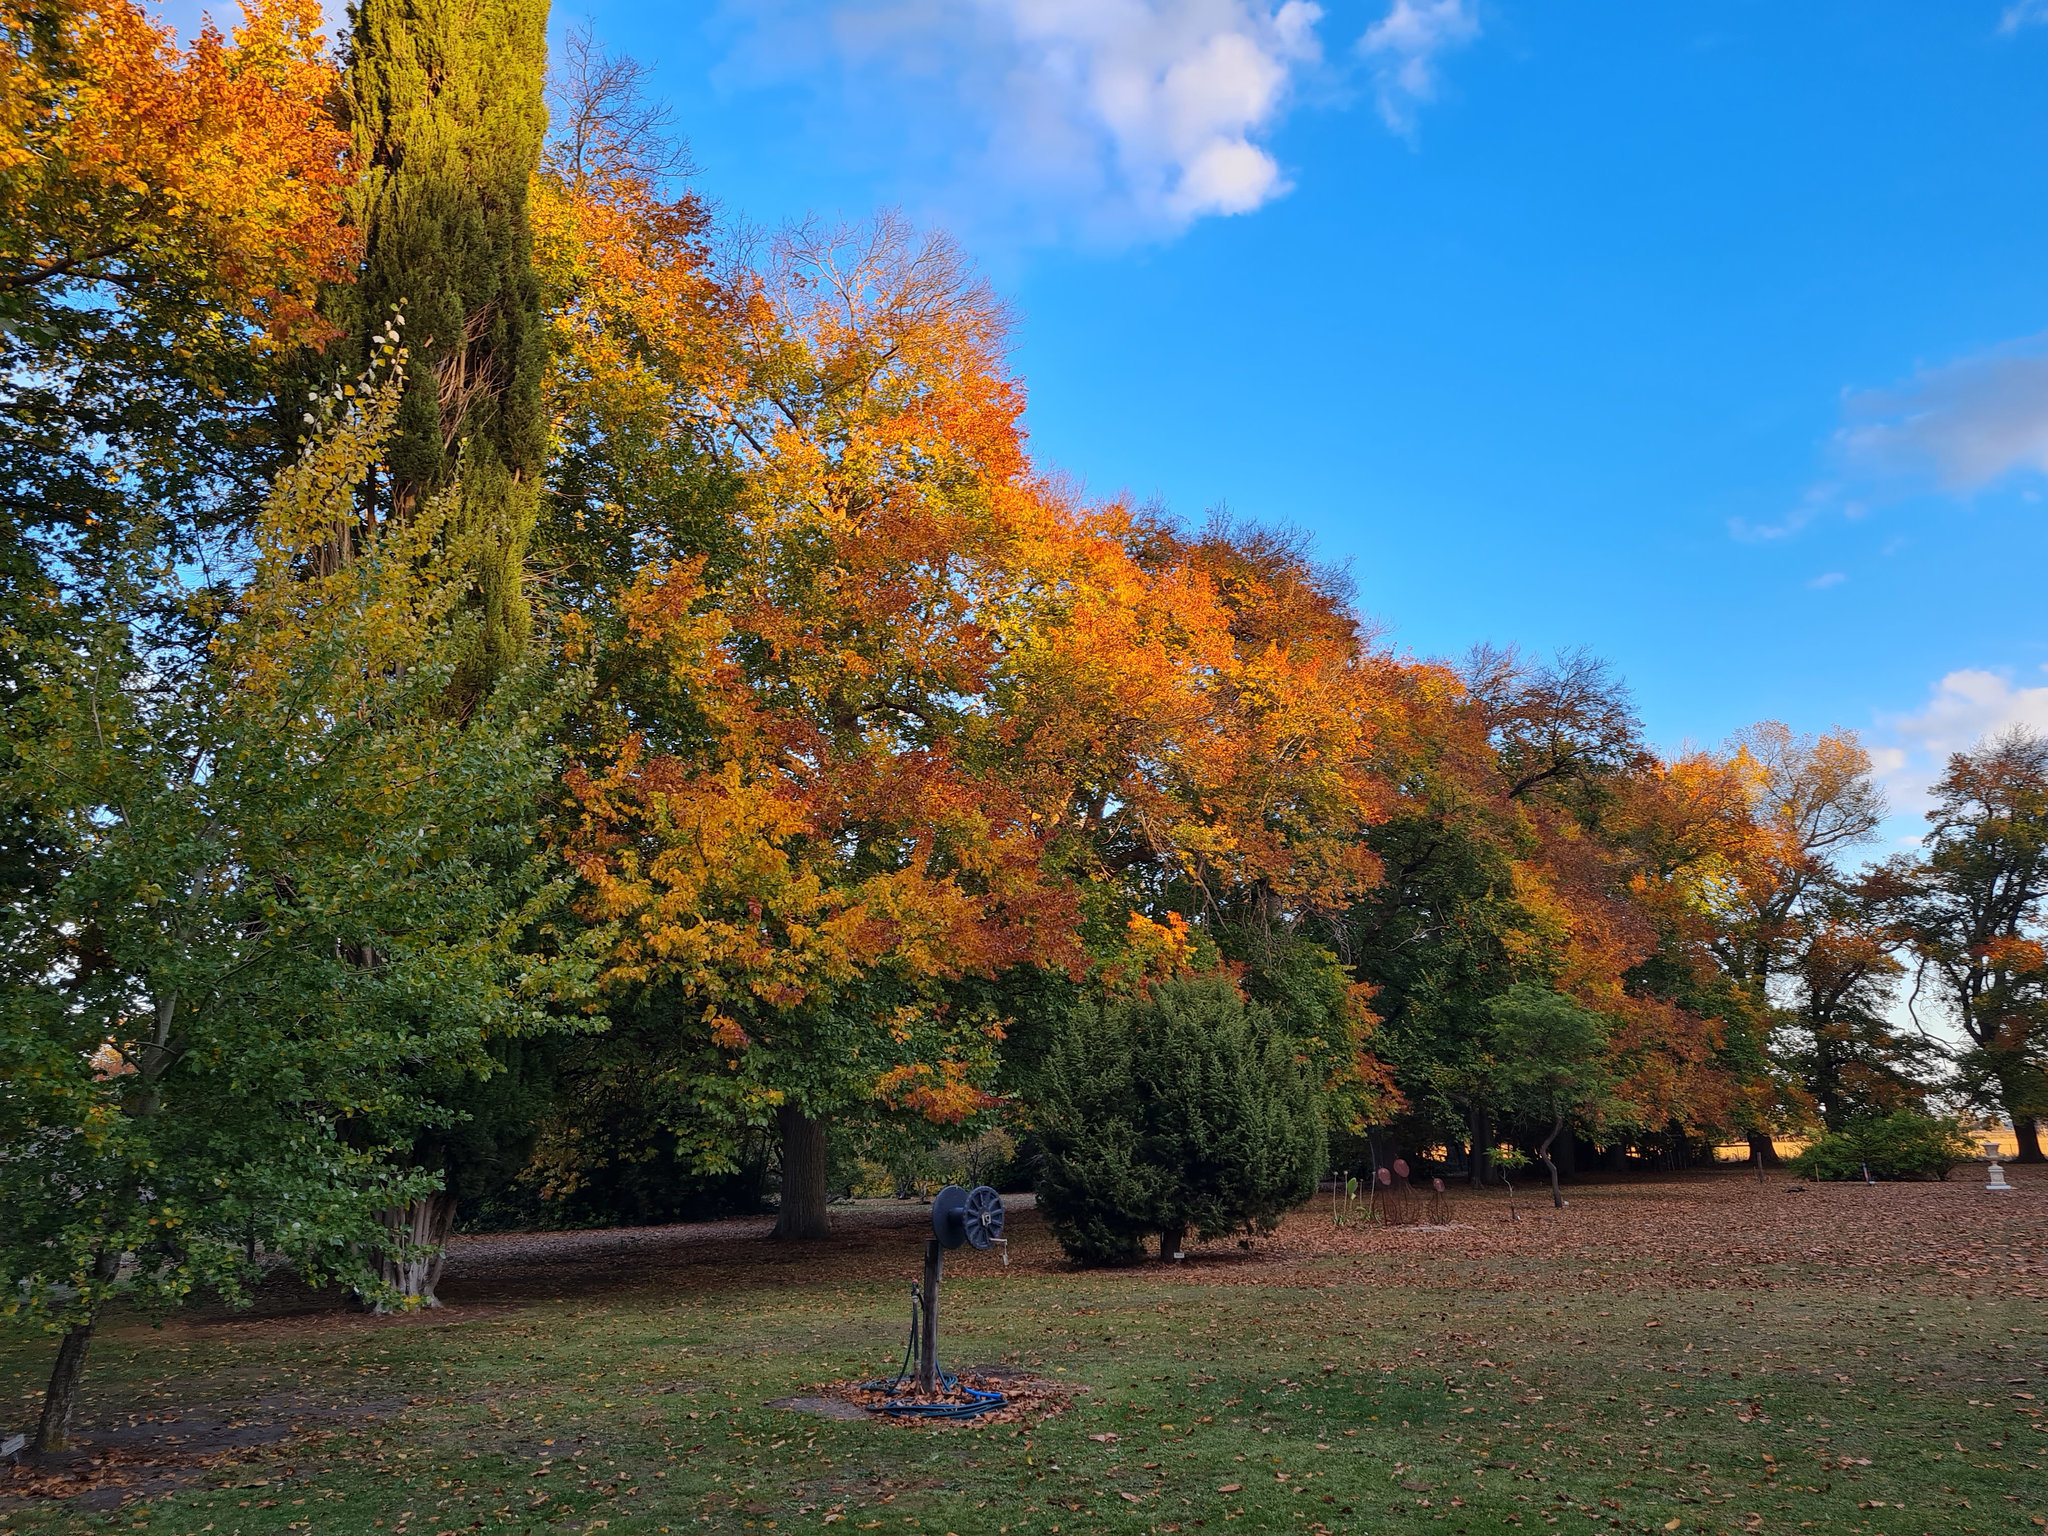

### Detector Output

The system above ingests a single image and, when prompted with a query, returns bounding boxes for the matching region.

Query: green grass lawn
[3,1176,2043,1536]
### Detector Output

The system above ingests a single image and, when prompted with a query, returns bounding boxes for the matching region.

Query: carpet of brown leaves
[426,1164,2046,1303]
[1218,1164,2048,1299]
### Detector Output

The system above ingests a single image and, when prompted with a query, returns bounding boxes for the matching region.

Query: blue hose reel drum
[930,1183,1004,1250]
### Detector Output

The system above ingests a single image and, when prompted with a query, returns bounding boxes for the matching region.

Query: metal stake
[917,1237,943,1395]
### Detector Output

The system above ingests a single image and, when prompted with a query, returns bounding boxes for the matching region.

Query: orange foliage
[531,152,749,470]
[558,216,1414,1133]
[0,0,352,340]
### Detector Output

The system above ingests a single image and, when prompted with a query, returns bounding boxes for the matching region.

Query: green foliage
[0,371,583,1333]
[1342,807,1535,1145]
[1220,927,1384,1133]
[331,0,552,683]
[1786,1111,1976,1183]
[1477,983,1614,1135]
[1034,975,1325,1266]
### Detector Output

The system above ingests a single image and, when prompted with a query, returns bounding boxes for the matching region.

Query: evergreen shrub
[1788,1110,1975,1182]
[1034,975,1324,1265]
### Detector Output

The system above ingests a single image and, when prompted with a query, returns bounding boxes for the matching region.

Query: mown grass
[3,1193,2044,1536]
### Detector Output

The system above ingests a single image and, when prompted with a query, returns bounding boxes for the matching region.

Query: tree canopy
[3,0,2034,1450]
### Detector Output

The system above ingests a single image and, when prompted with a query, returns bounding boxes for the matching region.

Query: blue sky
[282,0,2048,833]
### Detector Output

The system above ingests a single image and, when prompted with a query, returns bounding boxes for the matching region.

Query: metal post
[917,1238,943,1395]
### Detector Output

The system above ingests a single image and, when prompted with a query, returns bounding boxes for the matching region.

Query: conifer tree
[328,0,551,685]
[1035,976,1325,1266]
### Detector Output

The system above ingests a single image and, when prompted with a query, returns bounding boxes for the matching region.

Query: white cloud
[1836,330,2048,492]
[1873,666,2048,833]
[813,0,1327,236]
[1358,0,1481,137]
[1806,570,1846,589]
[2000,0,2048,34]
[1890,667,2048,760]
[722,0,1484,241]
[1730,480,1840,542]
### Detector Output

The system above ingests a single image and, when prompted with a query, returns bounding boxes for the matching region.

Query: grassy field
[3,1170,2043,1536]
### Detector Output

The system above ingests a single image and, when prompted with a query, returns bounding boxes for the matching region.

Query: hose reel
[860,1184,1008,1418]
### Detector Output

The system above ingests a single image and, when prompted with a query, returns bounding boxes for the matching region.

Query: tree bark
[1537,1111,1567,1210]
[34,1249,121,1458]
[1159,1224,1186,1262]
[1747,1132,1782,1169]
[34,1319,96,1457]
[375,1190,455,1310]
[2012,1112,2046,1164]
[774,1105,830,1240]
[1466,1107,1491,1188]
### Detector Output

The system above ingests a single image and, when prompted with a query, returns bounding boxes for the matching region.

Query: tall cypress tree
[329,0,550,683]
[311,0,553,1303]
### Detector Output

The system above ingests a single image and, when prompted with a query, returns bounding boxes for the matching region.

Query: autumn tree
[1899,728,2048,1162]
[555,217,1087,1239]
[977,508,1403,1135]
[528,24,745,663]
[0,0,352,647]
[1781,878,1937,1129]
[1334,646,1727,1180]
[1699,725,1891,1160]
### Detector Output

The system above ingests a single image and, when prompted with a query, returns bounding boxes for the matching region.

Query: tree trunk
[1466,1107,1491,1188]
[2008,1113,2046,1164]
[774,1105,830,1240]
[1538,1111,1567,1209]
[34,1319,96,1457]
[375,1190,455,1310]
[1747,1132,1782,1169]
[1159,1223,1186,1261]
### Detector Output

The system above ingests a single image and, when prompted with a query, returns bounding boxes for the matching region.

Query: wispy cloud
[1836,330,2048,492]
[1747,328,2048,543]
[1999,0,2048,34]
[1730,480,1854,542]
[720,0,1481,241]
[1806,571,1846,589]
[1358,0,1481,137]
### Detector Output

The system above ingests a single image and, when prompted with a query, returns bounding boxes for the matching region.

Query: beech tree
[0,0,352,653]
[557,218,1084,1239]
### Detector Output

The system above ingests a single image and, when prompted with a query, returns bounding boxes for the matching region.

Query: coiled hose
[857,1280,1007,1420]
